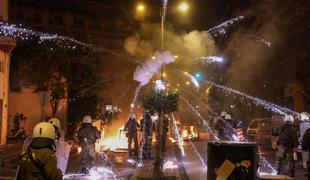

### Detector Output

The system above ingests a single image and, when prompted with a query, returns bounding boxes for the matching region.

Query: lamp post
[135,2,189,179]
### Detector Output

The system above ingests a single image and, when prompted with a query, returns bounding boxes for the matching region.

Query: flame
[95,127,128,152]
[77,147,82,153]
[181,126,199,139]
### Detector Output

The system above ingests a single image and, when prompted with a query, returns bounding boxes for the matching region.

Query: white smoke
[123,23,218,63]
[133,51,175,86]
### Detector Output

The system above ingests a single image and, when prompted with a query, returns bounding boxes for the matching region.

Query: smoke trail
[133,51,175,86]
[130,51,176,109]
[171,113,185,156]
[131,84,143,111]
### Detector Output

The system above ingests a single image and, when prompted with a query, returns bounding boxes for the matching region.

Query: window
[74,18,85,28]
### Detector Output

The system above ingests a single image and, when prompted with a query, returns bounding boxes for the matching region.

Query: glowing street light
[186,81,190,85]
[136,3,146,13]
[178,2,189,13]
[195,73,202,78]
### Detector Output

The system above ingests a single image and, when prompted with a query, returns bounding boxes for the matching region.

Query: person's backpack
[16,149,46,180]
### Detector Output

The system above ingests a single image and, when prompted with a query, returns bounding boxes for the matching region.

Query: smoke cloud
[223,1,285,94]
[124,22,218,63]
[133,51,175,86]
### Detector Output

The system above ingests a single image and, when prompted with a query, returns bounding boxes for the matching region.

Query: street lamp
[160,2,189,80]
[136,3,146,13]
[135,2,189,80]
[178,2,189,13]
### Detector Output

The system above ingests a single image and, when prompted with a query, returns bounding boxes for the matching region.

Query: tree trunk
[154,111,164,179]
[50,98,59,117]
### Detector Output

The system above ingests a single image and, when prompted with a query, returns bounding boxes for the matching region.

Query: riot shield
[22,136,33,152]
[56,140,71,175]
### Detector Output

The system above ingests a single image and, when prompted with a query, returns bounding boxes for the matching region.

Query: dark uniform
[78,123,101,173]
[215,118,235,141]
[162,116,169,153]
[17,138,62,180]
[273,122,299,177]
[125,116,140,157]
[214,117,225,140]
[140,113,153,160]
[302,128,310,178]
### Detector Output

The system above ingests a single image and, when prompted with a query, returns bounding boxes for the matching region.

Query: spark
[258,38,272,47]
[0,22,123,56]
[171,113,185,156]
[195,56,223,64]
[183,72,199,88]
[258,156,277,175]
[207,16,244,36]
[199,79,298,116]
[0,22,93,49]
[189,140,207,170]
[181,96,219,140]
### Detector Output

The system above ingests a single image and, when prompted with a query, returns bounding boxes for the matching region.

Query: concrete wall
[8,88,68,136]
[0,0,9,21]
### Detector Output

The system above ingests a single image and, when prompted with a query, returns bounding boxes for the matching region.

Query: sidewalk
[0,140,24,179]
[131,143,181,180]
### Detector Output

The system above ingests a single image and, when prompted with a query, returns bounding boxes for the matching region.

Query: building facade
[0,37,16,145]
[6,0,133,137]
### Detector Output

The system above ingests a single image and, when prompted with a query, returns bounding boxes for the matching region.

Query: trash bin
[207,141,259,180]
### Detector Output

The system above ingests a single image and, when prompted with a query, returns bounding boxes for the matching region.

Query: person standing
[300,112,310,169]
[302,128,310,179]
[140,110,153,160]
[272,115,299,178]
[125,114,140,158]
[77,115,101,174]
[214,111,227,140]
[16,122,62,180]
